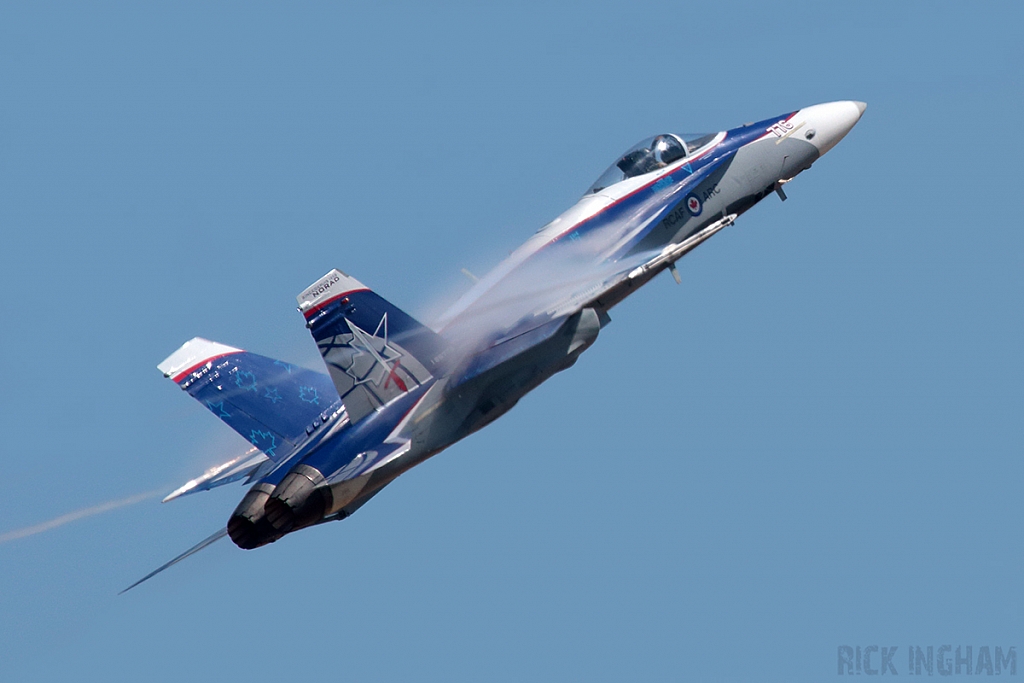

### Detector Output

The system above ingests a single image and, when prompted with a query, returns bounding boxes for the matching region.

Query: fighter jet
[124,101,865,591]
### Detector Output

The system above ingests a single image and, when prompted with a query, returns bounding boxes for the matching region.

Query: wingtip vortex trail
[0,489,164,544]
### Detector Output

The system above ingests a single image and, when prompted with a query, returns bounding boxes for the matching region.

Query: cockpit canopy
[586,132,718,194]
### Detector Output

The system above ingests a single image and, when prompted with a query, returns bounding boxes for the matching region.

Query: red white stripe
[157,337,243,383]
[300,287,369,320]
[296,269,370,320]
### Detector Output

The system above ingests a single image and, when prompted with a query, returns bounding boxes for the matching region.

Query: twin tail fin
[297,269,447,425]
[158,338,343,466]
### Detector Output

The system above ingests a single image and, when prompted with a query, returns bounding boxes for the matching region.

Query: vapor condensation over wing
[0,490,163,544]
[437,239,660,356]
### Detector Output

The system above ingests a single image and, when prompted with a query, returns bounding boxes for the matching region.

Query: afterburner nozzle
[227,483,283,550]
[264,465,332,533]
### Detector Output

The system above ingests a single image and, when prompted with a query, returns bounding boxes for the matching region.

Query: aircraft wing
[438,152,738,336]
[547,212,739,317]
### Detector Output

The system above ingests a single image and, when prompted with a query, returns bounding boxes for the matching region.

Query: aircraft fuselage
[224,101,865,549]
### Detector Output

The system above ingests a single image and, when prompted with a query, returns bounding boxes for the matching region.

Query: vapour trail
[0,489,163,544]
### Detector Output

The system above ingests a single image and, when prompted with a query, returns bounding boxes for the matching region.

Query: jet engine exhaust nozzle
[264,464,332,533]
[227,483,283,550]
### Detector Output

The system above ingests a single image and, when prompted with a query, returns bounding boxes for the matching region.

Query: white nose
[799,100,866,156]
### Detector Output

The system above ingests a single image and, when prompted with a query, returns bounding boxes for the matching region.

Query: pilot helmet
[652,135,686,166]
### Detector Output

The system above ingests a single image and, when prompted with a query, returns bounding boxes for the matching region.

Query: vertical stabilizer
[158,337,342,465]
[297,269,446,424]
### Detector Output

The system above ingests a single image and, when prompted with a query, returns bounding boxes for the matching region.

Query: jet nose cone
[799,100,866,156]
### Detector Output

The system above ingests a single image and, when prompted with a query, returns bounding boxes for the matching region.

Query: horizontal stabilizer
[162,448,271,502]
[159,338,343,465]
[332,484,389,520]
[326,438,412,484]
[120,527,228,594]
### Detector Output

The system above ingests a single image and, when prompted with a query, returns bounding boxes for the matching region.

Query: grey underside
[631,137,819,255]
[360,308,605,492]
[331,139,822,508]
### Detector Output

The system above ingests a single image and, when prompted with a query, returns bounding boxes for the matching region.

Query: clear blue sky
[1,2,1021,681]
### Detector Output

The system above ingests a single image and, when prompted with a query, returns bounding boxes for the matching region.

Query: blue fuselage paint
[227,103,859,545]
[261,111,813,504]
